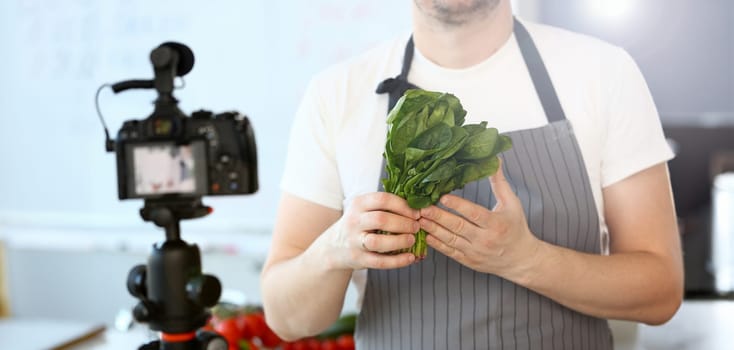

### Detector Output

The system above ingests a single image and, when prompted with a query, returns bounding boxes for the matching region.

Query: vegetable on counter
[382,89,512,259]
[207,303,356,350]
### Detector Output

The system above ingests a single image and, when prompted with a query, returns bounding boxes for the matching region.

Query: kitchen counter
[81,299,734,350]
[1,300,729,349]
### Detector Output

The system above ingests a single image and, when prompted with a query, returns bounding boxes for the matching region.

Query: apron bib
[357,19,613,350]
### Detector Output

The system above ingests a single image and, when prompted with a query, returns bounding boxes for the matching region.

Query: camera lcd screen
[125,141,208,198]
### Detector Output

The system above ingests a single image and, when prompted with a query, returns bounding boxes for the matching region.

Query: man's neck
[411,1,514,69]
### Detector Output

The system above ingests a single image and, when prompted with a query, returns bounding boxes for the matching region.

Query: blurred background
[0,0,732,349]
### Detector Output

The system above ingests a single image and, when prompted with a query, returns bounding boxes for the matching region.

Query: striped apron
[359,19,613,349]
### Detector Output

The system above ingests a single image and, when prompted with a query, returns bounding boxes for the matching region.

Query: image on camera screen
[128,141,207,197]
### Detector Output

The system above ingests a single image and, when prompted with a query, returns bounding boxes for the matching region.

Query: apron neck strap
[398,36,415,80]
[375,35,419,111]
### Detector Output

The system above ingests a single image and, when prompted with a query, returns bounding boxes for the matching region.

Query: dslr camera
[106,42,258,200]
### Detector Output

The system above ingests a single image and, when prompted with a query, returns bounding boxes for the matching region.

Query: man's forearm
[512,240,683,325]
[261,230,353,340]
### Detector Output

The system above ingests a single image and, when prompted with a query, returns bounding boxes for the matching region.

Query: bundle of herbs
[381,89,512,259]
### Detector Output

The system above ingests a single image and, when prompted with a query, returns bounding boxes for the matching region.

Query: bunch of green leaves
[381,89,512,258]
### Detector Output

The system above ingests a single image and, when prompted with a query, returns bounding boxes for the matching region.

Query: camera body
[115,109,258,200]
[109,42,258,201]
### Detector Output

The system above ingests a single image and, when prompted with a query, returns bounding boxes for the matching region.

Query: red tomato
[290,340,309,350]
[321,339,339,350]
[304,338,321,350]
[247,312,268,338]
[335,334,355,350]
[214,318,240,346]
[235,314,254,340]
[281,340,308,350]
[259,327,283,348]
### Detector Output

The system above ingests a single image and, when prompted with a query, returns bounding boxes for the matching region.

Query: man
[261,0,683,348]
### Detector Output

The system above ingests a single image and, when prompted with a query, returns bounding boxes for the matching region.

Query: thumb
[489,157,516,208]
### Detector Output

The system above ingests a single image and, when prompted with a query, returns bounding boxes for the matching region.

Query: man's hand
[326,192,420,271]
[262,191,421,340]
[419,162,540,280]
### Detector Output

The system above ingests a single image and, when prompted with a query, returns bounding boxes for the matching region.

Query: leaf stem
[412,229,428,259]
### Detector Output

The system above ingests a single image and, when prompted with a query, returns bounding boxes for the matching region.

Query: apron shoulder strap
[513,18,567,123]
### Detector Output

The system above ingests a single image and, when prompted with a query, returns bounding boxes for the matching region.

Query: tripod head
[127,198,227,350]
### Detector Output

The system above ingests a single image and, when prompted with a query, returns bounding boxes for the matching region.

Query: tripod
[127,197,227,350]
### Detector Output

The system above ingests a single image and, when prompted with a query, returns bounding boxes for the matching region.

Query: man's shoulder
[521,18,620,52]
[520,18,629,65]
[310,35,408,90]
[519,18,637,87]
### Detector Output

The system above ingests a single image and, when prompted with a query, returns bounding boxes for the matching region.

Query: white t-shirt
[281,18,673,240]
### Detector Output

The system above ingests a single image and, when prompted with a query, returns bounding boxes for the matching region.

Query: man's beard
[414,0,501,27]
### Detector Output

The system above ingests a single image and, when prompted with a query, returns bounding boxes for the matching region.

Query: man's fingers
[420,198,484,233]
[489,158,517,209]
[436,194,490,228]
[359,211,420,234]
[360,252,416,270]
[426,234,466,262]
[419,217,470,250]
[361,232,416,253]
[354,192,420,219]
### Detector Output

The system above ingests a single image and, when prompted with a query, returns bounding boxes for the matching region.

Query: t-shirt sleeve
[279,77,344,210]
[600,49,674,187]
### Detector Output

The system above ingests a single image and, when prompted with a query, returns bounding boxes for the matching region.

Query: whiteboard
[0,0,411,234]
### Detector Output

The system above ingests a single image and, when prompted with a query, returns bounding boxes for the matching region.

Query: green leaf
[458,156,500,186]
[381,178,391,192]
[435,178,457,198]
[413,105,431,137]
[425,100,449,129]
[409,124,453,151]
[407,195,433,209]
[405,147,436,166]
[463,121,488,136]
[421,159,457,184]
[388,90,442,125]
[496,134,513,153]
[443,93,467,126]
[431,126,469,161]
[456,127,499,160]
[424,182,436,194]
[389,117,419,155]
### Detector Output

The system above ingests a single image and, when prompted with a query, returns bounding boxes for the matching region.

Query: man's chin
[414,0,501,26]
